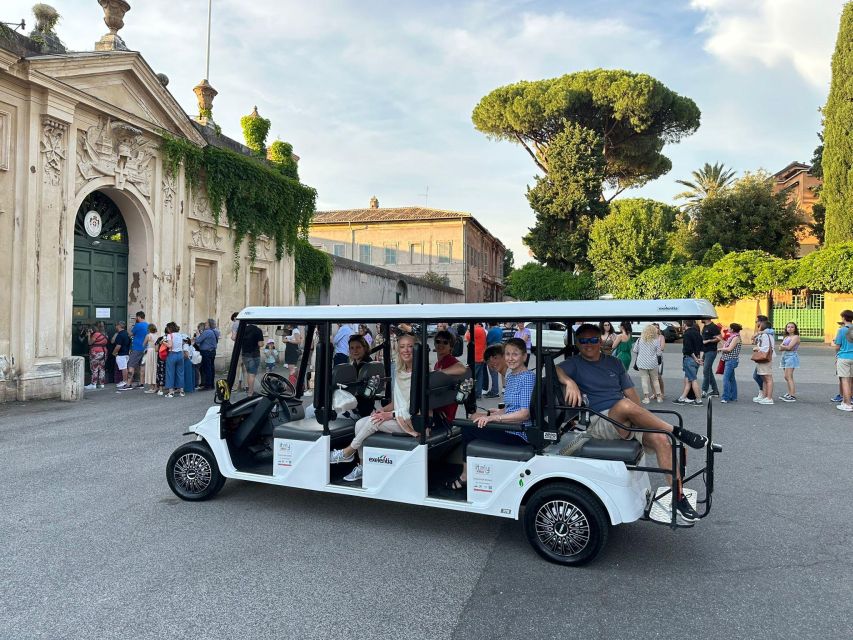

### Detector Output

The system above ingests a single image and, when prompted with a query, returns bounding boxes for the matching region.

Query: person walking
[653,322,666,396]
[513,320,532,365]
[163,322,185,398]
[283,324,302,385]
[674,319,703,406]
[610,321,634,373]
[632,324,664,403]
[751,318,775,405]
[700,319,722,398]
[142,324,158,393]
[834,309,853,412]
[719,323,742,403]
[155,331,167,395]
[263,339,279,373]
[84,322,110,390]
[778,322,801,402]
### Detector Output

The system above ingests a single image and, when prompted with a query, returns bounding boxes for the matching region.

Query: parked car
[630,321,682,343]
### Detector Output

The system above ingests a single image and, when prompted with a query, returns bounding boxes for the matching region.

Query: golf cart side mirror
[214,379,231,405]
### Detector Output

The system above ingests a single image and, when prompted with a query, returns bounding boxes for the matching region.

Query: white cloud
[690,0,846,89]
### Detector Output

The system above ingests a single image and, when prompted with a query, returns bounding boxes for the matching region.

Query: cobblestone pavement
[1,344,851,639]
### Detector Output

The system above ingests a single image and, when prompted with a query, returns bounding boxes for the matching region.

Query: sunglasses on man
[577,337,601,345]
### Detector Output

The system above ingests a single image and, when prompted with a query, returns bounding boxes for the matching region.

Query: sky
[4,0,846,264]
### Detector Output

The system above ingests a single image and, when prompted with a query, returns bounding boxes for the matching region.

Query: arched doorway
[71,191,129,369]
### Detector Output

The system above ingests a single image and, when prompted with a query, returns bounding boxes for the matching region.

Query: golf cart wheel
[523,484,609,566]
[166,442,225,501]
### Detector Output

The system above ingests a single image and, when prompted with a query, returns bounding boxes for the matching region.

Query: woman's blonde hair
[640,324,659,342]
[394,333,418,371]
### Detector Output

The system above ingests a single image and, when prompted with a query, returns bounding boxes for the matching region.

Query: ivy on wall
[294,238,333,297]
[240,107,271,156]
[161,133,317,270]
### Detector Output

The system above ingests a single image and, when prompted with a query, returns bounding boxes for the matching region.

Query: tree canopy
[688,172,805,258]
[822,1,853,244]
[472,69,701,197]
[504,263,596,301]
[588,198,679,293]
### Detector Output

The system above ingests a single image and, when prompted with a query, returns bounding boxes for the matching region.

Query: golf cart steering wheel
[260,372,296,399]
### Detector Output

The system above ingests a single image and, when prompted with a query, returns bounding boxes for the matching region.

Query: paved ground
[1,344,851,639]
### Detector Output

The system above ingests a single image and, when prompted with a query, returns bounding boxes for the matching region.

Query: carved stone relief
[257,237,273,261]
[190,222,223,251]
[76,116,153,198]
[41,117,67,186]
[162,172,176,213]
[191,190,216,223]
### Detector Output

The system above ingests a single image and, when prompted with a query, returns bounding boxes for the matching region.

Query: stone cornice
[22,52,205,146]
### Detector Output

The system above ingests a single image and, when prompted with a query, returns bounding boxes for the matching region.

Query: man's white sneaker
[836,403,853,412]
[84,383,97,390]
[343,464,363,482]
[330,449,355,464]
[757,397,774,405]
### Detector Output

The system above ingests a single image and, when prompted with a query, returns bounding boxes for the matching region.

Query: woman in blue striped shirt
[447,338,534,491]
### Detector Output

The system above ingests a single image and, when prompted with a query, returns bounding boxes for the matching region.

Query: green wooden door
[71,192,130,369]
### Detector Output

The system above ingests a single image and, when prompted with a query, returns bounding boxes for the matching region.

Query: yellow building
[309,197,506,302]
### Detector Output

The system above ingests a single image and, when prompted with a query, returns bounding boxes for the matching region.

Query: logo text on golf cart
[474,464,491,475]
[657,305,678,311]
[367,454,393,465]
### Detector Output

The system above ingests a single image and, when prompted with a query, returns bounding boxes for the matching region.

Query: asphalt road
[1,344,851,639]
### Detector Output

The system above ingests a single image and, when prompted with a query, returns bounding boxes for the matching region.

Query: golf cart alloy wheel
[173,452,212,494]
[523,484,609,566]
[534,499,590,557]
[166,441,226,501]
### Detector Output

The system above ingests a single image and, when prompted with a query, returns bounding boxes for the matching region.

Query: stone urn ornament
[95,0,131,51]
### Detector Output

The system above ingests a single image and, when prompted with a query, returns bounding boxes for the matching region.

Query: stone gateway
[0,12,297,402]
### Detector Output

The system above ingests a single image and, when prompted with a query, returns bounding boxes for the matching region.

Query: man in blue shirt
[835,309,853,412]
[194,318,220,390]
[127,311,149,388]
[556,323,708,524]
[333,324,356,366]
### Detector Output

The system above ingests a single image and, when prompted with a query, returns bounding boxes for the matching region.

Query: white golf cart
[166,300,722,566]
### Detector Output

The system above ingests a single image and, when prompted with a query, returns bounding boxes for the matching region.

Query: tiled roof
[312,207,472,224]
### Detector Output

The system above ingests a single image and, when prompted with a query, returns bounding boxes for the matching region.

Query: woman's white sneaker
[836,403,853,412]
[343,464,363,482]
[757,397,774,405]
[330,449,355,464]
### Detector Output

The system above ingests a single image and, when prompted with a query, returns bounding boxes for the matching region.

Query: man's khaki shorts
[755,361,773,376]
[587,409,644,443]
[837,358,853,378]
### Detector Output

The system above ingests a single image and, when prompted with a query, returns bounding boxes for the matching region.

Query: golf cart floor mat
[647,487,698,527]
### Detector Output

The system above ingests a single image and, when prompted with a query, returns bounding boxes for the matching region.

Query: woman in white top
[329,333,419,482]
[163,322,186,398]
[632,324,664,403]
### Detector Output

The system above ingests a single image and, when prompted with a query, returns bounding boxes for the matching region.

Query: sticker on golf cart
[367,453,395,466]
[275,441,293,469]
[472,463,493,494]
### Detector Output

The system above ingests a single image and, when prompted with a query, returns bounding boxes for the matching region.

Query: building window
[384,243,398,265]
[437,241,451,264]
[332,243,345,257]
[409,242,422,264]
[359,243,371,264]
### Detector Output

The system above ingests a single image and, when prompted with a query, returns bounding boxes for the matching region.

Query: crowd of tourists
[80,311,221,397]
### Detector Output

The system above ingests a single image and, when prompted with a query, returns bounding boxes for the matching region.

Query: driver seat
[230,395,277,450]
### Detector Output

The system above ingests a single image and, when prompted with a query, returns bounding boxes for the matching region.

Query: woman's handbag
[751,335,772,363]
[716,358,725,375]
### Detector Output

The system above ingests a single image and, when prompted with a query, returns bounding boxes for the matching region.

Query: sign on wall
[84,210,102,238]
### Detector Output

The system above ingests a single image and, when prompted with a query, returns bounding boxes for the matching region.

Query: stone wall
[299,255,463,306]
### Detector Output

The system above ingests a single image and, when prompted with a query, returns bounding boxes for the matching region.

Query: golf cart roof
[237,299,716,323]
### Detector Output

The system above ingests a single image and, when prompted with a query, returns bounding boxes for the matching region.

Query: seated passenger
[447,338,533,491]
[433,330,468,425]
[329,333,419,482]
[348,334,377,418]
[555,323,708,523]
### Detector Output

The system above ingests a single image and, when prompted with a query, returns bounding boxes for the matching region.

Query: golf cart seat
[362,424,462,451]
[467,439,535,462]
[570,436,644,464]
[273,416,358,442]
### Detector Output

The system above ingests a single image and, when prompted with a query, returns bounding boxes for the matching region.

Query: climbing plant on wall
[161,133,317,271]
[240,106,271,157]
[294,238,333,297]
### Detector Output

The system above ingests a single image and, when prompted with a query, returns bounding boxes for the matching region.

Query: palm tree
[675,162,736,207]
